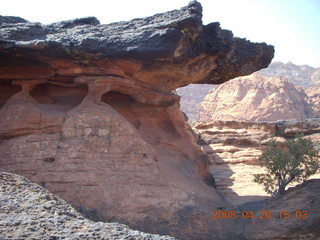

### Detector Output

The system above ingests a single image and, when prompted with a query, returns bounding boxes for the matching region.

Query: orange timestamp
[210,210,309,220]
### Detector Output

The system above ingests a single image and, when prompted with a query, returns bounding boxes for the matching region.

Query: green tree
[254,135,319,197]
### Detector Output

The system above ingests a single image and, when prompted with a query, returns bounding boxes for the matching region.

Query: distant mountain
[259,61,320,88]
[178,61,320,122]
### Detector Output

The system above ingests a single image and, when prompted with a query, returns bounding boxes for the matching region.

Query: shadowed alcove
[30,83,88,111]
[0,80,21,108]
[101,91,141,129]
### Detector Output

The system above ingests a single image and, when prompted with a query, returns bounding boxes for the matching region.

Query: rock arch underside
[3,2,317,240]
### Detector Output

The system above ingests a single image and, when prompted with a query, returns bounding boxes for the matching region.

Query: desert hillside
[2,169,320,240]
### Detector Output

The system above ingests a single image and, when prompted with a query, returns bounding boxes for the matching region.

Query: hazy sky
[1,0,319,67]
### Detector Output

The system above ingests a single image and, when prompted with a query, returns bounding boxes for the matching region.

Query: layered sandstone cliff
[198,72,315,122]
[0,2,274,239]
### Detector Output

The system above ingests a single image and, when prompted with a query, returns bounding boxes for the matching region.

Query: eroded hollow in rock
[102,91,136,109]
[30,83,88,111]
[0,81,21,108]
[101,89,180,144]
[101,91,141,129]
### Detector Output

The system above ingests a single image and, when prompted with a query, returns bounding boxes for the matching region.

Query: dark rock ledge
[0,1,274,90]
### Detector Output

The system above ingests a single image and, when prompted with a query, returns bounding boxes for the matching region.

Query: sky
[1,0,319,67]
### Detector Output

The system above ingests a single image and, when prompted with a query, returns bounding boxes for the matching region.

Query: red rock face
[0,2,274,239]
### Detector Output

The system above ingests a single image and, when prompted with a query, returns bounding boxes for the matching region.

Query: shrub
[254,135,319,197]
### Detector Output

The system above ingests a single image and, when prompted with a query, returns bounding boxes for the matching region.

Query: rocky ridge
[243,179,320,240]
[0,2,274,239]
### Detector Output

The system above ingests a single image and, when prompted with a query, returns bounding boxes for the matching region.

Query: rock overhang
[0,1,274,94]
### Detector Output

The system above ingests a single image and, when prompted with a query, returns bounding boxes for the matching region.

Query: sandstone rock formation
[0,2,274,239]
[198,72,315,122]
[195,117,320,205]
[0,172,175,240]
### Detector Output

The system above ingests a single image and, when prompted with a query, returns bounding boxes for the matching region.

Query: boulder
[0,172,175,240]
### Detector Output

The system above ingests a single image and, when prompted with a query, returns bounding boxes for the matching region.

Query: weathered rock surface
[0,2,274,239]
[195,117,320,205]
[198,72,316,122]
[0,172,175,240]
